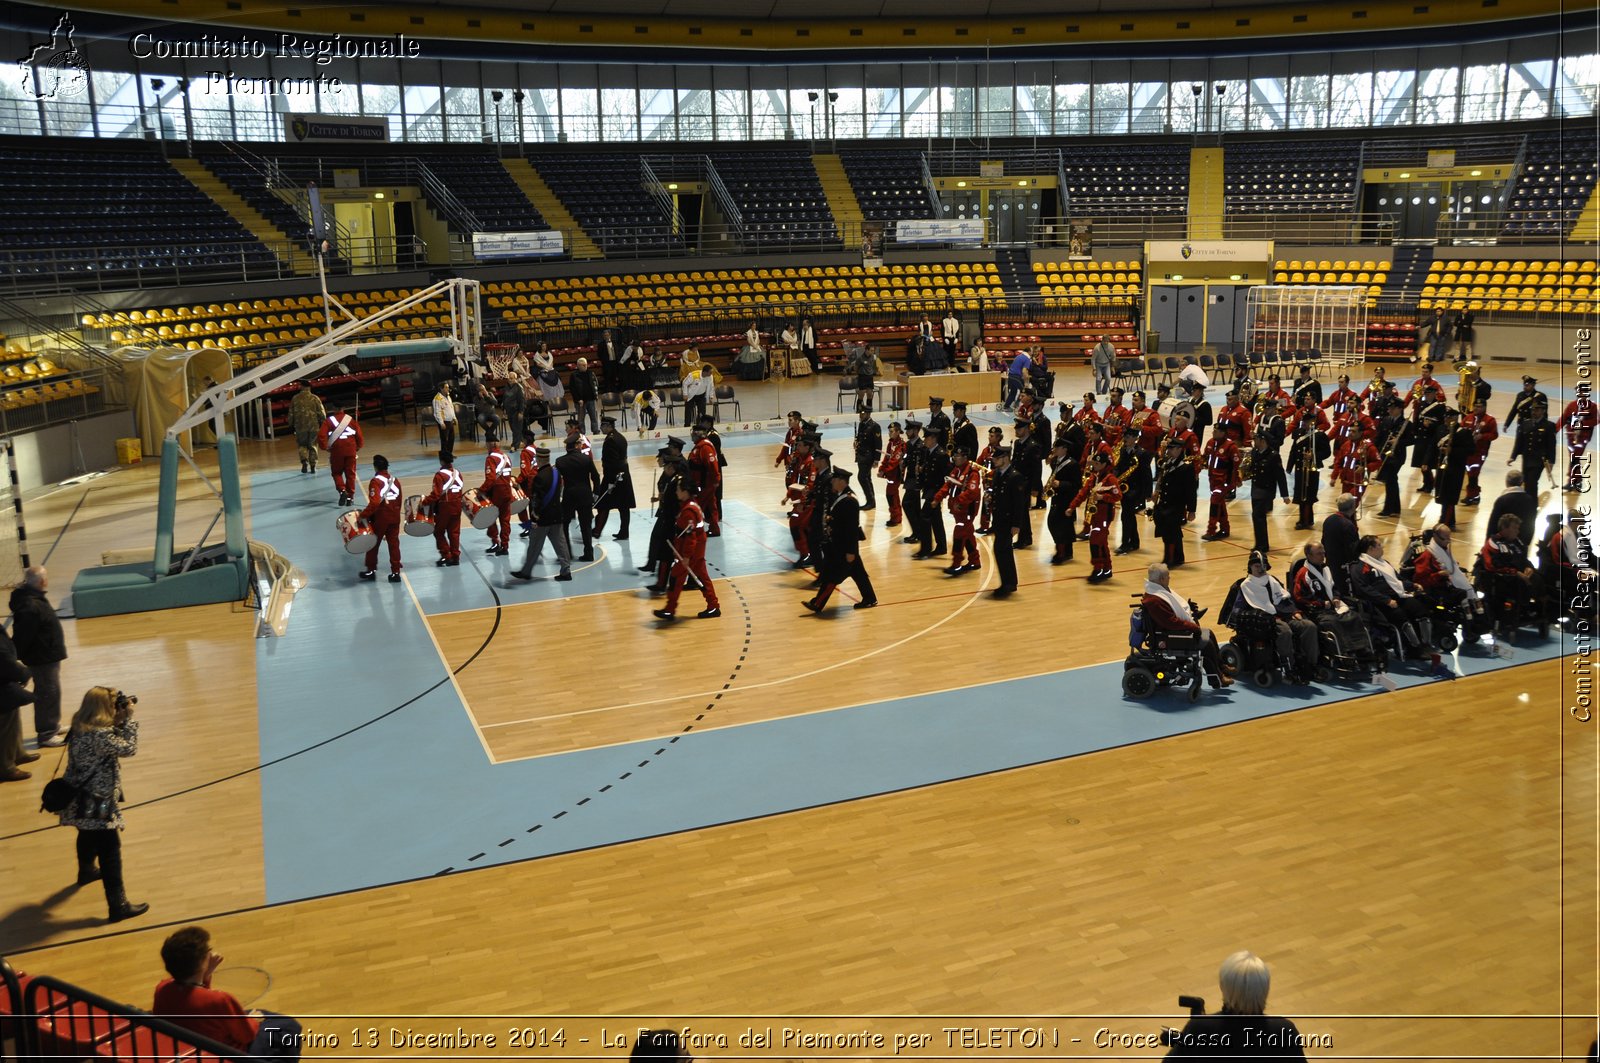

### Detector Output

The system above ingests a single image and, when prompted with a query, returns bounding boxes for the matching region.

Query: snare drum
[335,510,377,555]
[508,482,529,515]
[462,488,497,530]
[1157,397,1196,429]
[403,495,436,538]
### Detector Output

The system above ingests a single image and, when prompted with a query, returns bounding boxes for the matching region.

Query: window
[601,87,639,142]
[1461,65,1503,122]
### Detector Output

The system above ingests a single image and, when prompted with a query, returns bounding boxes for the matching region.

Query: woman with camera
[58,686,147,922]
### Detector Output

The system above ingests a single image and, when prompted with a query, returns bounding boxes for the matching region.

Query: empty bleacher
[840,151,936,222]
[1271,257,1391,307]
[1061,144,1189,216]
[711,151,838,246]
[1031,259,1145,302]
[531,152,684,256]
[1225,140,1362,213]
[1501,129,1600,238]
[0,144,277,285]
[1418,256,1596,312]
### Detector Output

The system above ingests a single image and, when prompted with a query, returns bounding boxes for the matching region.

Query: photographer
[1166,950,1306,1059]
[58,686,147,922]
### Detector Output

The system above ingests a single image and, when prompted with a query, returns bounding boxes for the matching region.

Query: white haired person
[1140,562,1233,689]
[1164,950,1308,1059]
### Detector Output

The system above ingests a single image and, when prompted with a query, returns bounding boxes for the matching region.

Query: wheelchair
[1217,580,1313,687]
[1472,559,1552,642]
[1283,559,1387,678]
[1123,601,1208,703]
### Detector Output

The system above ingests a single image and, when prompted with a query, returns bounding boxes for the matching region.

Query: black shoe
[613,533,629,541]
[76,867,101,886]
[579,552,595,562]
[901,536,919,544]
[707,531,720,538]
[300,461,309,474]
[962,563,980,572]
[793,554,810,567]
[943,564,965,575]
[991,587,1015,599]
[446,558,460,566]
[637,563,655,571]
[861,504,876,511]
[1114,544,1136,555]
[554,571,573,582]
[510,569,532,580]
[805,579,822,589]
[359,570,376,581]
[387,573,402,583]
[108,899,149,923]
[1050,555,1069,565]
[652,609,676,621]
[492,546,510,556]
[801,598,822,613]
[697,607,721,618]
[519,529,532,539]
[1461,496,1480,506]
[885,520,901,528]
[853,599,878,609]
[911,551,933,560]
[436,558,451,567]
[1015,541,1032,549]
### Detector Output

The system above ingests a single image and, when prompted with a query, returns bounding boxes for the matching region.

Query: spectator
[532,350,564,432]
[1003,348,1033,412]
[1177,353,1210,392]
[10,566,65,748]
[59,687,143,919]
[1165,950,1307,1059]
[570,357,601,434]
[153,926,302,1059]
[1320,493,1361,593]
[682,367,714,427]
[429,381,456,459]
[1091,335,1116,395]
[1487,468,1538,558]
[0,621,35,782]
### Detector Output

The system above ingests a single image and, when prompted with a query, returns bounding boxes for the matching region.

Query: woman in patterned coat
[59,686,147,922]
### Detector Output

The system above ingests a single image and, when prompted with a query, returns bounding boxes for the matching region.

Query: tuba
[1238,448,1257,483]
[1457,362,1479,412]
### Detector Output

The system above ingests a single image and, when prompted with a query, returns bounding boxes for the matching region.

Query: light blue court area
[249,464,1569,904]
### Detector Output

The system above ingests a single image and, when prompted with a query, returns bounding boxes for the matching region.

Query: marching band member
[357,455,402,583]
[422,451,464,567]
[1045,437,1082,565]
[509,447,573,583]
[480,435,516,556]
[1070,450,1122,584]
[899,421,926,548]
[1186,385,1214,523]
[1503,375,1549,433]
[1247,431,1289,555]
[1509,399,1558,494]
[1434,407,1475,529]
[1319,373,1360,420]
[1255,393,1288,453]
[914,430,950,560]
[1113,433,1149,556]
[1558,383,1596,493]
[556,437,602,562]
[925,396,952,449]
[1403,362,1448,492]
[1011,418,1042,546]
[976,425,1006,534]
[784,433,818,562]
[645,446,688,590]
[1151,437,1194,568]
[516,427,540,538]
[1128,390,1163,457]
[592,416,636,541]
[988,445,1025,597]
[1462,397,1499,505]
[1215,388,1254,447]
[651,479,719,621]
[688,422,722,536]
[1260,374,1292,410]
[1200,423,1240,541]
[803,447,834,584]
[775,410,804,469]
[563,417,594,459]
[1358,366,1389,414]
[1100,387,1132,448]
[880,421,906,528]
[950,401,978,465]
[318,406,363,506]
[803,468,876,612]
[1073,392,1101,431]
[1373,399,1411,517]
[1286,395,1330,530]
[1290,364,1322,406]
[1330,420,1382,503]
[853,408,881,511]
[934,446,983,575]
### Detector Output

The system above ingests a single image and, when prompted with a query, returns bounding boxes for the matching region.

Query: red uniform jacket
[1330,410,1377,448]
[1287,405,1331,435]
[1560,398,1597,445]
[787,455,815,508]
[1331,438,1380,483]
[1359,382,1390,413]
[1402,375,1446,411]
[880,437,906,482]
[1128,408,1163,454]
[1162,427,1201,470]
[360,471,402,524]
[1319,386,1360,418]
[424,466,465,514]
[1100,403,1132,446]
[1215,403,1253,445]
[481,446,513,493]
[1071,470,1122,521]
[317,414,362,457]
[1202,437,1240,486]
[1463,411,1499,464]
[933,461,983,513]
[689,437,721,492]
[518,444,539,489]
[777,425,802,467]
[675,499,708,560]
[1074,406,1101,429]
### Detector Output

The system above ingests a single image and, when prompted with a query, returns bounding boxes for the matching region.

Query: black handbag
[39,740,74,813]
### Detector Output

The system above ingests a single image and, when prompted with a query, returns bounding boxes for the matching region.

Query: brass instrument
[1457,362,1479,412]
[1149,446,1185,509]
[1238,377,1260,412]
[1238,449,1257,483]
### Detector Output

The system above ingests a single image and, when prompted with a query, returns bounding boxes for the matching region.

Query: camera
[1158,995,1207,1047]
[114,691,138,715]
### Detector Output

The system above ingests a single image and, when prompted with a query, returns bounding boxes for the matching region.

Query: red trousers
[666,555,719,611]
[950,508,979,568]
[886,480,902,523]
[364,515,402,574]
[485,483,513,547]
[1337,476,1365,503]
[789,507,812,555]
[1206,479,1231,534]
[329,451,357,496]
[1088,506,1114,572]
[433,506,462,561]
[698,488,721,534]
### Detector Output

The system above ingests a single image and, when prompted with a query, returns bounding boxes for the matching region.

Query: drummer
[516,427,540,539]
[358,454,403,583]
[480,430,515,557]
[423,450,465,567]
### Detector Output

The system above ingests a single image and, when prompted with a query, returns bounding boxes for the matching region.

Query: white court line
[401,569,498,764]
[481,536,997,731]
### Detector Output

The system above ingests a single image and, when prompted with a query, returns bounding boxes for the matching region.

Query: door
[989,189,1039,245]
[1150,285,1179,350]
[392,200,417,269]
[1206,286,1236,353]
[1173,285,1205,349]
[333,201,375,267]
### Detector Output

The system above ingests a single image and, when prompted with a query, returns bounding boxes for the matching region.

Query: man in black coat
[1510,399,1558,494]
[899,420,926,548]
[950,401,978,465]
[568,358,601,434]
[9,566,65,747]
[1045,438,1081,565]
[914,432,950,559]
[1011,420,1042,546]
[644,449,687,591]
[594,328,621,392]
[556,438,602,562]
[1434,406,1475,529]
[853,408,882,511]
[1247,432,1289,555]
[803,468,876,613]
[1373,398,1411,518]
[1321,492,1362,594]
[925,397,951,449]
[1488,469,1539,559]
[988,445,1026,597]
[1503,375,1547,433]
[0,623,35,782]
[510,448,573,582]
[592,416,636,541]
[1187,383,1214,523]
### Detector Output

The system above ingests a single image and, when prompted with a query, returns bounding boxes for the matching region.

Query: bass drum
[462,488,498,530]
[508,482,529,515]
[335,510,376,555]
[1157,397,1196,429]
[403,495,435,538]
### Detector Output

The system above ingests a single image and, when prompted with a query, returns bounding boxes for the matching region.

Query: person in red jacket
[1215,389,1254,447]
[358,454,402,582]
[1462,397,1500,504]
[775,410,803,469]
[1319,373,1360,419]
[316,407,362,506]
[1559,383,1596,493]
[652,481,720,621]
[423,451,465,567]
[153,926,302,1059]
[1330,423,1381,502]
[480,437,515,556]
[934,446,983,575]
[1411,523,1474,609]
[688,423,722,536]
[1100,388,1132,447]
[1070,450,1122,583]
[879,421,906,528]
[1200,423,1239,541]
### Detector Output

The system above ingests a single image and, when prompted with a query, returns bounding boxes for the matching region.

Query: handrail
[22,972,257,1063]
[0,296,113,370]
[637,156,685,234]
[412,157,485,233]
[920,152,942,216]
[702,155,746,244]
[1056,148,1071,218]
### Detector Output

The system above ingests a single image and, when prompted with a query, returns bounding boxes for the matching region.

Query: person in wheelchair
[1476,512,1541,638]
[1289,540,1379,669]
[1541,510,1596,622]
[1350,535,1434,655]
[1140,562,1234,690]
[1225,550,1320,683]
[1410,524,1476,610]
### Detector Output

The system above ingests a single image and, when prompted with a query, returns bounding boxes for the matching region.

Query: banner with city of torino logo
[283,112,389,143]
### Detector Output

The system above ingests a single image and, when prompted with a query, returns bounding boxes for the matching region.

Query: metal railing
[15,972,256,1062]
[1028,211,1399,246]
[703,157,747,244]
[0,368,113,438]
[637,156,684,234]
[920,153,942,215]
